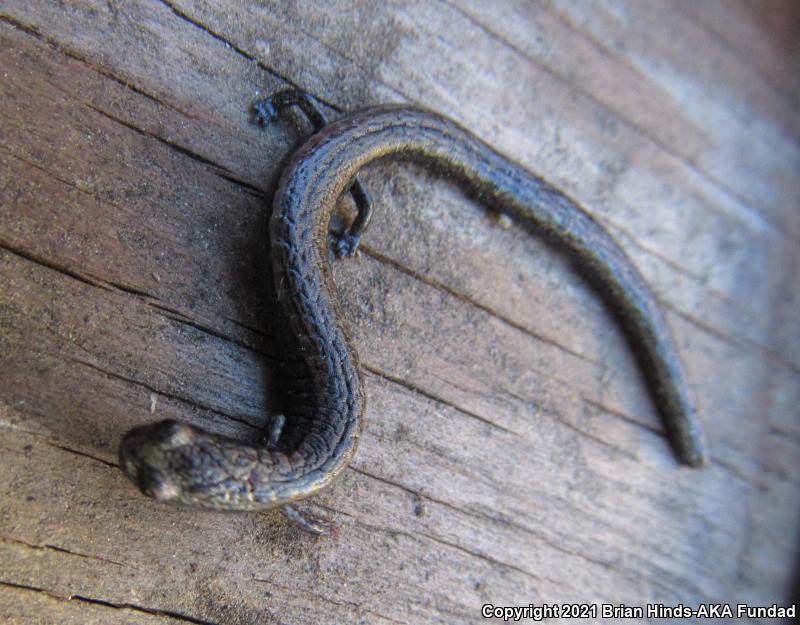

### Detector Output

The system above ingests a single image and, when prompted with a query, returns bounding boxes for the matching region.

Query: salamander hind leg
[264,412,329,534]
[263,413,285,450]
[334,178,373,258]
[281,504,328,535]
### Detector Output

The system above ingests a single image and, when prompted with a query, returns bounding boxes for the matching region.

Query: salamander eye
[155,420,195,447]
[137,465,180,501]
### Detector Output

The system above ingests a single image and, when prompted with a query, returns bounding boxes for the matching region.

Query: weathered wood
[1,1,798,624]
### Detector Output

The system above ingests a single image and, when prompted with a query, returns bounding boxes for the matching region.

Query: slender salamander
[119,90,707,522]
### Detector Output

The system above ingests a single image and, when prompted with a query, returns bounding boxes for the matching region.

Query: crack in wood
[354,514,562,588]
[581,397,665,437]
[0,14,189,118]
[154,0,342,111]
[151,307,272,358]
[0,147,131,213]
[364,363,517,435]
[0,534,132,569]
[0,236,274,362]
[556,417,641,461]
[346,465,629,574]
[0,420,119,468]
[214,171,266,199]
[0,233,162,304]
[0,580,222,625]
[68,356,264,433]
[585,396,800,488]
[44,441,118,469]
[82,103,244,181]
[0,239,110,291]
[666,303,800,375]
[360,244,595,364]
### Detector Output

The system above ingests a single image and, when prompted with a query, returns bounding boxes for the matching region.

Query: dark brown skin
[119,93,707,514]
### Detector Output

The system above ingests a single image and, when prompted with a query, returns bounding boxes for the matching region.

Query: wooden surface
[1,1,799,623]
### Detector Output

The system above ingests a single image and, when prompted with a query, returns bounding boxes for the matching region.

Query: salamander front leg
[253,89,374,257]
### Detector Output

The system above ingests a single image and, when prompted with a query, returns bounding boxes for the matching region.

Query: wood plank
[1,1,798,623]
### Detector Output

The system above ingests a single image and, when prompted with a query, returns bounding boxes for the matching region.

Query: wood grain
[1,1,798,623]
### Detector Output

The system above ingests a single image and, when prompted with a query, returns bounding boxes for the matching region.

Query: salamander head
[118,419,198,503]
[119,419,279,510]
